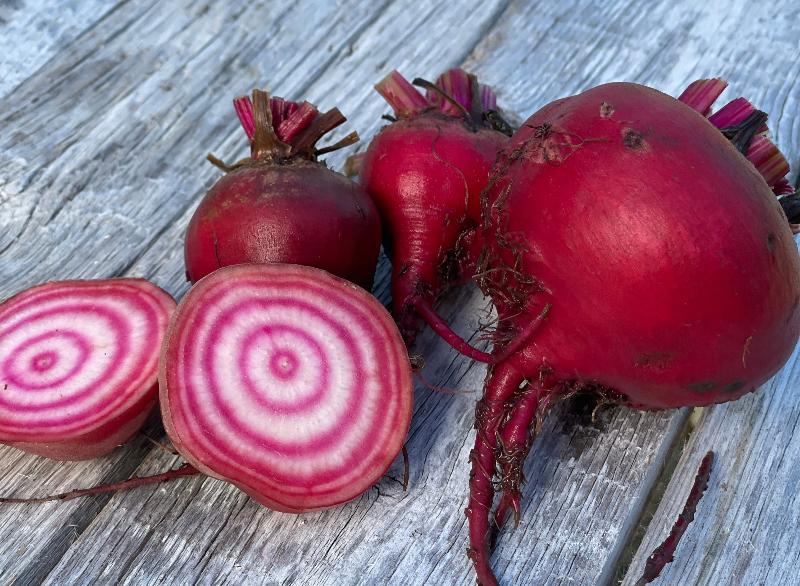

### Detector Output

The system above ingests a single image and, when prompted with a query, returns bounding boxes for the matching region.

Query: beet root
[360,69,511,358]
[0,279,175,460]
[468,80,800,584]
[185,89,381,290]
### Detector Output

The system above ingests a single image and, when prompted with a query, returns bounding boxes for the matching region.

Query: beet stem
[251,89,290,160]
[412,297,494,363]
[276,101,317,144]
[718,110,768,156]
[412,77,472,123]
[233,96,256,140]
[467,73,483,122]
[375,70,428,118]
[635,451,715,585]
[0,464,199,504]
[206,153,238,172]
[677,78,728,115]
[315,131,360,156]
[745,136,790,188]
[290,108,348,157]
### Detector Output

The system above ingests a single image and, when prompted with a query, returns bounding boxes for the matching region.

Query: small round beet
[185,90,381,290]
[360,69,511,357]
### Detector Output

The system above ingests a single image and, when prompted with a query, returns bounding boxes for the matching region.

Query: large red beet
[185,90,381,290]
[360,69,512,360]
[467,80,800,585]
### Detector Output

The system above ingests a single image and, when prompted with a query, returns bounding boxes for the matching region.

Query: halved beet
[0,279,175,460]
[160,263,413,512]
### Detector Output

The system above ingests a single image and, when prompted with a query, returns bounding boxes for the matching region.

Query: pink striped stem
[375,70,429,118]
[677,78,728,115]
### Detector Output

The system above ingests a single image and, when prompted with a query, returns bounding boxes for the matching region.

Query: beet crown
[184,88,381,288]
[209,89,359,170]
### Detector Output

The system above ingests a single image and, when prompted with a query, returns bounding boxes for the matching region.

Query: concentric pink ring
[237,323,330,413]
[3,330,91,391]
[0,304,127,421]
[198,297,363,456]
[0,279,175,448]
[161,265,413,512]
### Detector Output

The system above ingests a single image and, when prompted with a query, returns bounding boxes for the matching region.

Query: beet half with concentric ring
[0,279,175,460]
[160,263,413,512]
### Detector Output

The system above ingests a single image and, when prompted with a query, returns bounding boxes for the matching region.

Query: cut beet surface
[160,263,414,512]
[0,279,176,460]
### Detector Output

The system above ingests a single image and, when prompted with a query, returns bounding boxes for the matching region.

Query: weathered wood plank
[0,0,120,99]
[0,421,160,585]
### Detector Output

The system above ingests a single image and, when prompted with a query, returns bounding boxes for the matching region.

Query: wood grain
[0,0,119,99]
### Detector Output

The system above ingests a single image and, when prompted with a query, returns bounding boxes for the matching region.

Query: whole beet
[360,69,512,360]
[185,90,381,290]
[467,80,800,585]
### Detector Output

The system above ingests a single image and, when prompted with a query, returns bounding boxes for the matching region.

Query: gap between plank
[603,407,701,585]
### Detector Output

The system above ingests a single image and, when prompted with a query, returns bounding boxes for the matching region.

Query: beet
[466,80,800,585]
[359,69,512,360]
[185,89,381,290]
[0,279,175,460]
[160,263,413,512]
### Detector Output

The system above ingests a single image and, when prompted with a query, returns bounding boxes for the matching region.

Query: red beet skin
[160,264,413,512]
[468,81,800,585]
[185,90,381,290]
[360,69,510,348]
[185,162,379,289]
[0,279,175,460]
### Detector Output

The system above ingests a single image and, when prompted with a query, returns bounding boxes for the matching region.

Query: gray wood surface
[0,0,797,584]
[0,0,118,99]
